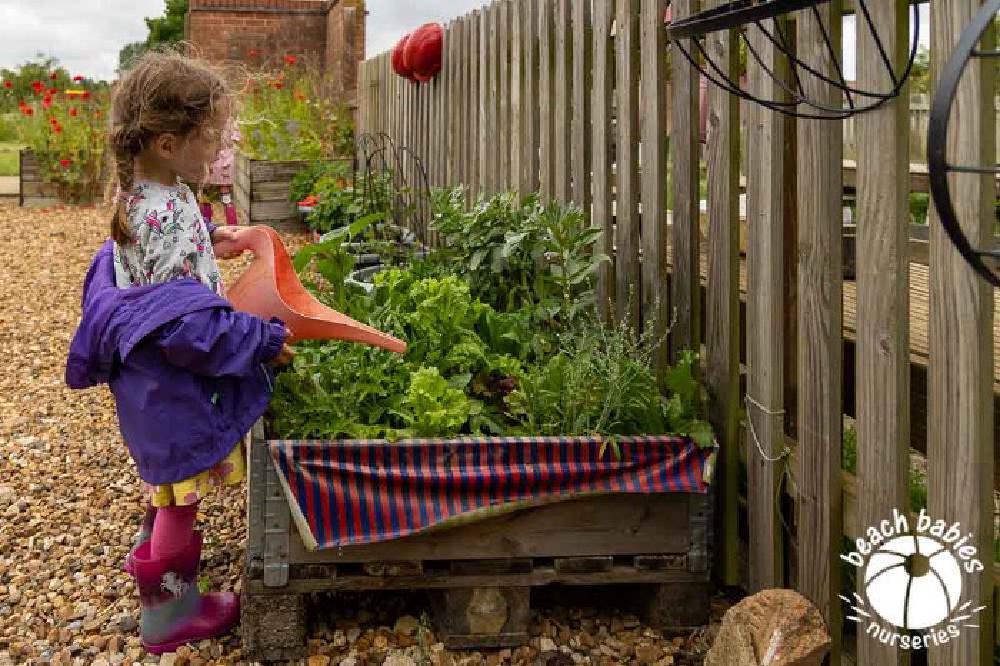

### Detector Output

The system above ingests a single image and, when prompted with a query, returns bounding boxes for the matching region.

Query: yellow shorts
[145,436,247,508]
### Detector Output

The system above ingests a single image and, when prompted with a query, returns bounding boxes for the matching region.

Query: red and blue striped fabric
[269,435,715,551]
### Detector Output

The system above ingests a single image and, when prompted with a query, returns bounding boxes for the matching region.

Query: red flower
[294,92,306,101]
[81,91,91,101]
[47,87,58,96]
[272,82,284,90]
[59,159,72,168]
[42,96,52,109]
[49,72,58,81]
[69,107,78,117]
[283,54,297,66]
[3,81,12,89]
[72,75,84,82]
[31,80,44,94]
[49,117,58,126]
[53,124,62,134]
[94,110,102,118]
[22,107,33,116]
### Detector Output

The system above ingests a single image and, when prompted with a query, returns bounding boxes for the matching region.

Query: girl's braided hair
[107,50,232,244]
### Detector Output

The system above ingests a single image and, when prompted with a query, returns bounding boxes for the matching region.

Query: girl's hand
[268,344,296,367]
[267,328,295,367]
[211,227,244,260]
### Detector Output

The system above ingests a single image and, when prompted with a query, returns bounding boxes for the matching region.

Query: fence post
[702,0,740,590]
[855,4,911,660]
[795,4,844,662]
[669,0,701,360]
[928,1,996,664]
[592,0,614,322]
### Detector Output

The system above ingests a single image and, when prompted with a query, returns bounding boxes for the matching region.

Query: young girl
[197,118,241,227]
[67,51,293,654]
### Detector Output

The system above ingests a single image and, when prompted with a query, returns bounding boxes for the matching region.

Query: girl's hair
[107,50,232,244]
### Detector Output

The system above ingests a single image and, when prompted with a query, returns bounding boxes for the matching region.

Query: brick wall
[187,0,366,101]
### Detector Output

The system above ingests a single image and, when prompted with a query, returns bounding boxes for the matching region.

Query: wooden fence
[358,1,997,663]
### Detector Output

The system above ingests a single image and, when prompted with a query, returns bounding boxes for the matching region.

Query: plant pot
[345,264,388,294]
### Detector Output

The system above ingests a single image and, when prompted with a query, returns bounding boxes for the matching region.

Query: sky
[0,0,931,83]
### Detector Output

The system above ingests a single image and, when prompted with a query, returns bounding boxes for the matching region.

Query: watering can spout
[217,226,407,354]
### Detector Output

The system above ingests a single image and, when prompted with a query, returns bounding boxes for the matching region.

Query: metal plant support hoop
[666,0,920,120]
[927,0,1000,287]
[353,132,432,244]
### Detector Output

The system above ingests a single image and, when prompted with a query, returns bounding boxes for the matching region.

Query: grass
[0,142,21,177]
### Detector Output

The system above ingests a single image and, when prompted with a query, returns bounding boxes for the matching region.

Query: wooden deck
[671,238,1000,393]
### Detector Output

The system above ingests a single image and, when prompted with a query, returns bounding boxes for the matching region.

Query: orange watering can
[214,226,406,354]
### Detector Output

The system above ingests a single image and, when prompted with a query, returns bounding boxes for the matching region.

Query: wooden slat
[669,0,701,360]
[469,10,481,200]
[795,4,844,661]
[290,494,693,563]
[592,0,614,321]
[538,0,554,200]
[702,0,740,589]
[615,0,640,328]
[448,19,460,189]
[855,3,910,662]
[571,0,592,212]
[499,0,512,192]
[744,19,786,594]
[510,0,523,192]
[640,0,669,373]
[488,3,500,195]
[928,1,996,664]
[519,0,540,195]
[553,0,572,202]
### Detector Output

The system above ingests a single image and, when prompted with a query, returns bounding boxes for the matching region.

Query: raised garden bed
[235,155,352,231]
[18,149,105,207]
[242,422,715,661]
[18,149,60,208]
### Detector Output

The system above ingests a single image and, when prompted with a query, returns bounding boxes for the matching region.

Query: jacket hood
[66,240,229,388]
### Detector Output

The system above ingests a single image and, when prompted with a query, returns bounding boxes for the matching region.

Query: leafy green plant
[290,160,351,204]
[431,188,608,322]
[395,367,477,438]
[508,314,713,446]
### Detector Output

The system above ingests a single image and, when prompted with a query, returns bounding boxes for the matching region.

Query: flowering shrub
[238,55,353,161]
[3,71,107,202]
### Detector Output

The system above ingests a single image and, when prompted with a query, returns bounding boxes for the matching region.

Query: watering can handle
[212,227,258,259]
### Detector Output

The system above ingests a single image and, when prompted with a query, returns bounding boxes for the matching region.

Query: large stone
[705,589,830,666]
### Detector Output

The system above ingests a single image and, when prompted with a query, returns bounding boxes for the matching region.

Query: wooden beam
[855,2,911,664]
[670,0,701,359]
[702,0,740,588]
[745,17,787,594]
[795,3,844,661]
[928,1,996,664]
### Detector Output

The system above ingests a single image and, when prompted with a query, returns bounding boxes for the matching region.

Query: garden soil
[0,201,724,665]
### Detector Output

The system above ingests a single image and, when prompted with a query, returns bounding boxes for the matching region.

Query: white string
[744,394,791,464]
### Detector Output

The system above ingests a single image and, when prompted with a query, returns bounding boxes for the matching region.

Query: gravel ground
[0,202,725,666]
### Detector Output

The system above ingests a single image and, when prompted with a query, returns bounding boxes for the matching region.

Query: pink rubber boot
[199,202,213,224]
[132,532,239,654]
[221,189,238,226]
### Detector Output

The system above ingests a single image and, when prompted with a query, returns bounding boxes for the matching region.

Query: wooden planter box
[19,149,105,207]
[242,423,714,662]
[234,153,309,232]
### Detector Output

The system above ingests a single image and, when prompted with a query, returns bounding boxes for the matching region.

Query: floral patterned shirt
[113,180,223,295]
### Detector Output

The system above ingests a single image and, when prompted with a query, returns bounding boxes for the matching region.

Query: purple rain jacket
[65,239,288,485]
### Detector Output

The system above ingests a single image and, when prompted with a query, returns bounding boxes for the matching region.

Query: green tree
[117,0,190,73]
[908,45,930,96]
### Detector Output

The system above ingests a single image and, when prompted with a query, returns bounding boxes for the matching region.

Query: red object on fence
[391,33,417,81]
[403,22,444,82]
